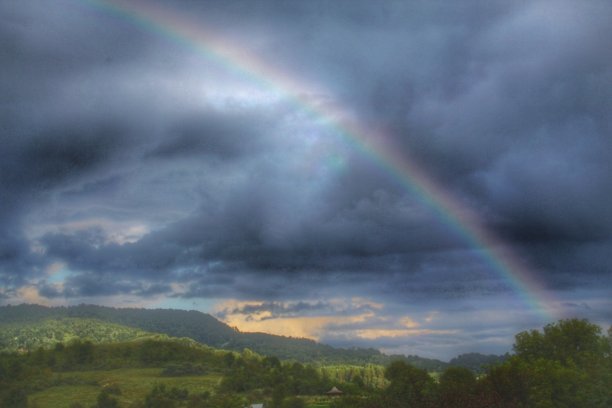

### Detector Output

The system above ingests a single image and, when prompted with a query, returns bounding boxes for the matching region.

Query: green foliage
[161,362,208,376]
[383,354,448,372]
[67,339,94,365]
[4,336,224,372]
[482,318,612,408]
[0,317,167,353]
[384,360,437,407]
[514,318,605,367]
[438,366,477,408]
[95,388,120,408]
[0,304,235,349]
[448,352,507,373]
[26,368,221,408]
[331,319,611,408]
[319,364,387,390]
[220,356,330,396]
[283,396,306,408]
[1,309,608,408]
[233,332,391,364]
[0,386,28,408]
[0,337,227,406]
[0,304,450,366]
[143,383,190,408]
[206,393,245,408]
[271,384,287,408]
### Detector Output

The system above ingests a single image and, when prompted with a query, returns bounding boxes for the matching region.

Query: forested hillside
[448,352,508,373]
[0,318,609,407]
[0,304,235,346]
[0,304,447,368]
[0,318,169,352]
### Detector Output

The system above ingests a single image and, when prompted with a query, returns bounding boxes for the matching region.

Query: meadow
[0,313,608,408]
[28,368,221,408]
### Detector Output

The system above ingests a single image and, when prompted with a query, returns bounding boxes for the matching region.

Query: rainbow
[82,0,557,320]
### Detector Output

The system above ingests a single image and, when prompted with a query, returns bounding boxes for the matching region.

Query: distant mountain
[449,352,508,373]
[0,303,235,346]
[385,354,449,372]
[0,304,467,370]
[0,304,386,364]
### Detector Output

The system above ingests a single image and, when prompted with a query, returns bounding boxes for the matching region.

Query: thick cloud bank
[1,0,610,359]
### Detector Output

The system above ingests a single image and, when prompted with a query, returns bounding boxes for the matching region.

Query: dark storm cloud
[38,180,478,299]
[39,262,172,298]
[400,3,612,250]
[0,0,294,291]
[0,118,129,286]
[272,0,612,258]
[1,0,610,356]
[190,0,612,272]
[145,111,276,160]
[216,301,331,320]
[0,0,177,287]
[9,124,125,191]
[60,175,124,199]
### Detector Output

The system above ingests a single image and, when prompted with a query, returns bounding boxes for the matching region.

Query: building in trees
[326,386,343,396]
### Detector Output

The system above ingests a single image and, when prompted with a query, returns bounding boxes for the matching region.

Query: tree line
[0,318,610,407]
[332,319,611,407]
[0,304,448,367]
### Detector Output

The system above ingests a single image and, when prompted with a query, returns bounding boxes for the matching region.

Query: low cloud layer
[1,0,610,358]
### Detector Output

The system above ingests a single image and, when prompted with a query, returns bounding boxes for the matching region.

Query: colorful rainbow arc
[85,0,557,320]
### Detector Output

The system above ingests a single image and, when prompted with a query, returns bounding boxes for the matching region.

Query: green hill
[0,317,173,352]
[0,317,606,408]
[0,304,448,369]
[448,352,508,373]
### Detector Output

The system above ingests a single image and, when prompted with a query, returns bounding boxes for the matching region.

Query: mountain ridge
[0,303,503,370]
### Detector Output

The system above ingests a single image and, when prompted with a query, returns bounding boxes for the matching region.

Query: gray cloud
[217,301,334,321]
[1,0,611,358]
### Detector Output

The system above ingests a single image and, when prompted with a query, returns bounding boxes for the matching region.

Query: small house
[326,386,343,397]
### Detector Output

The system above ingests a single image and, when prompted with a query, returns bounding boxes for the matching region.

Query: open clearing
[28,368,221,407]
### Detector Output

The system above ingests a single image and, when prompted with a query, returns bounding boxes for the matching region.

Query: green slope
[0,304,449,369]
[448,352,508,373]
[0,303,236,345]
[27,368,222,408]
[0,317,173,352]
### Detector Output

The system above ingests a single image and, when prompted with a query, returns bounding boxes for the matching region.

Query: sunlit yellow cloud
[399,316,419,328]
[424,311,440,323]
[17,286,64,307]
[346,297,384,310]
[353,328,457,340]
[215,298,386,340]
[223,314,337,340]
[213,298,448,342]
[26,218,150,245]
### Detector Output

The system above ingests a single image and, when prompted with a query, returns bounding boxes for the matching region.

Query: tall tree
[438,366,476,408]
[385,361,437,408]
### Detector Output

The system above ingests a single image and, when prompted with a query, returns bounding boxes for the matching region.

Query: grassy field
[306,402,331,408]
[27,368,338,408]
[28,368,222,407]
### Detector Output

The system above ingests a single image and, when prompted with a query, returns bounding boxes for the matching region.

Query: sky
[1,0,611,360]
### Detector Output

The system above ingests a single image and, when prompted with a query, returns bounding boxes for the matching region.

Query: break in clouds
[1,0,611,359]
